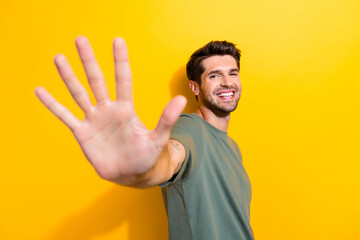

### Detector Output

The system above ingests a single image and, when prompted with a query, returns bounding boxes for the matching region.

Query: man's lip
[215,90,236,95]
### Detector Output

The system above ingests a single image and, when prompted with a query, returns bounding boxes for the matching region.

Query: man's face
[197,55,242,114]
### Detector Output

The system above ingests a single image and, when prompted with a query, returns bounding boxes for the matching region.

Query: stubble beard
[199,89,241,115]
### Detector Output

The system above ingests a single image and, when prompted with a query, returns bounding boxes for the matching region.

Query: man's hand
[35,36,186,186]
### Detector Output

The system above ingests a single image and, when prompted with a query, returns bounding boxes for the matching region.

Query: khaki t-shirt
[161,113,254,240]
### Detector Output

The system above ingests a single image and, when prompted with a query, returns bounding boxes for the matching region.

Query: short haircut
[186,41,241,86]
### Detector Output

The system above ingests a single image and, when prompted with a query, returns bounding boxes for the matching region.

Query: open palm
[35,36,186,184]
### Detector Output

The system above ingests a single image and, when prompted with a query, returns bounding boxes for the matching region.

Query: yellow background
[1,0,359,239]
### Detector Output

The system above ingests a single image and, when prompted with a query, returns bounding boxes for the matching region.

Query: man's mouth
[215,90,236,100]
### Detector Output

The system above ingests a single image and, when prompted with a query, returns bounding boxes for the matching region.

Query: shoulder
[170,113,206,159]
[172,113,203,136]
[174,113,202,127]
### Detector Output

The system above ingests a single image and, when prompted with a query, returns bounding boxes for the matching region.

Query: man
[35,36,254,240]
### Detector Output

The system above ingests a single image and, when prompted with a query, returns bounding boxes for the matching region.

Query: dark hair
[186,41,241,86]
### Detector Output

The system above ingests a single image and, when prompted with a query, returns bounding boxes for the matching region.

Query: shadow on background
[45,186,167,240]
[169,66,198,113]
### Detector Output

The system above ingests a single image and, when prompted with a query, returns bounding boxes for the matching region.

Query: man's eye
[230,73,238,76]
[209,75,219,79]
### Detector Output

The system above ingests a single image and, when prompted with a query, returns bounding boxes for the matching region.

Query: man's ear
[189,80,200,96]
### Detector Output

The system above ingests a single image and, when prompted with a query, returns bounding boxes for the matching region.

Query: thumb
[153,95,187,141]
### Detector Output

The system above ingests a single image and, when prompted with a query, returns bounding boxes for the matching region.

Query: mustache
[214,86,240,95]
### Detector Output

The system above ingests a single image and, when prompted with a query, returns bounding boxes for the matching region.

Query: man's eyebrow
[207,70,222,76]
[207,68,239,76]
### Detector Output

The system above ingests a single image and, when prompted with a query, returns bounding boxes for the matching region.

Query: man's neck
[195,107,231,132]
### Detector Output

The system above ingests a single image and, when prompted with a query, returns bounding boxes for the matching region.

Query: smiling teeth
[218,92,233,97]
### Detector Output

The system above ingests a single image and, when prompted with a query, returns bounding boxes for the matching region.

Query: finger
[53,54,93,113]
[153,96,187,142]
[113,37,133,102]
[75,36,110,105]
[35,87,81,131]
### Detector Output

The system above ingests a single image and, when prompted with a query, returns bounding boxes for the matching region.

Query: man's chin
[201,97,240,115]
[209,104,238,116]
[218,101,239,113]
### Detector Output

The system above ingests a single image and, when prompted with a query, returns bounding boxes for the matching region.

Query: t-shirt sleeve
[159,114,198,187]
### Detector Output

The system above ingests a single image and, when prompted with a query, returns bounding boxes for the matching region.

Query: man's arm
[35,36,186,188]
[132,139,186,188]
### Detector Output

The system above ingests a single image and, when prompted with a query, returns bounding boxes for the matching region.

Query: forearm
[103,144,175,188]
[97,138,185,188]
[114,139,185,188]
[129,146,175,188]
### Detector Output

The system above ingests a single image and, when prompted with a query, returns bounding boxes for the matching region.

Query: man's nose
[220,76,232,87]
